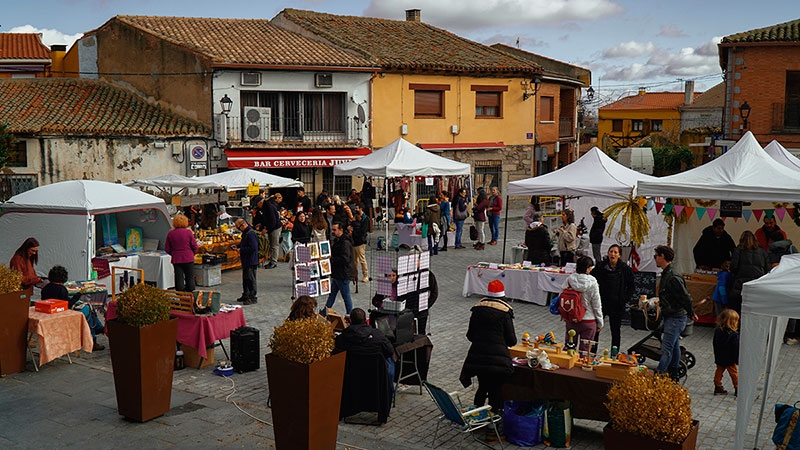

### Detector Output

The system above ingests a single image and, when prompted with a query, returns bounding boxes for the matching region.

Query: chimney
[405,9,421,22]
[638,87,646,96]
[684,80,695,105]
[50,44,67,77]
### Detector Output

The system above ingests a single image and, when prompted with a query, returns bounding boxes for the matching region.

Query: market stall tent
[126,174,224,189]
[333,137,471,177]
[192,169,303,191]
[735,254,800,450]
[764,139,800,171]
[0,180,171,280]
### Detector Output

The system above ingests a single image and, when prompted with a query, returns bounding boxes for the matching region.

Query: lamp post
[220,94,233,115]
[739,101,751,130]
[576,86,595,161]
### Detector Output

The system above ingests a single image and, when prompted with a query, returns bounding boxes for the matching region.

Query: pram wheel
[635,354,646,364]
[681,349,696,369]
[676,360,688,380]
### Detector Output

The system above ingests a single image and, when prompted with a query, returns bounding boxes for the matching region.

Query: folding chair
[423,381,504,449]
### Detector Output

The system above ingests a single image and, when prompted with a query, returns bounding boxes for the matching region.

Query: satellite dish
[356,104,367,124]
[351,91,363,104]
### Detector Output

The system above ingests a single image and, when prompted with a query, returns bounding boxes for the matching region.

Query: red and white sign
[225,148,371,169]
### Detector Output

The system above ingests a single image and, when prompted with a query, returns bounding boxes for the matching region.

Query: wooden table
[28,307,93,370]
[503,365,615,421]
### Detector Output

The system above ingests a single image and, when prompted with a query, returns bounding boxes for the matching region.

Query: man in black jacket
[335,308,393,362]
[323,222,355,314]
[350,203,369,283]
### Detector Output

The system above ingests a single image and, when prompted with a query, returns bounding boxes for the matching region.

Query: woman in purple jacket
[165,214,199,292]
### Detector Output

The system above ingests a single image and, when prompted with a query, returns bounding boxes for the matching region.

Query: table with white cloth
[463,263,571,305]
[95,252,175,293]
[394,223,455,250]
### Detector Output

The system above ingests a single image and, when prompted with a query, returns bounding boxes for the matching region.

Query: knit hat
[486,280,505,298]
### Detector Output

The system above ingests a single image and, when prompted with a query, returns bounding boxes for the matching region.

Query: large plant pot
[0,289,32,376]
[107,318,179,422]
[266,351,346,450]
[603,420,699,450]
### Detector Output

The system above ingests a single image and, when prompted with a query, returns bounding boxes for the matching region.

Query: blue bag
[773,402,800,450]
[504,400,545,447]
[549,294,561,315]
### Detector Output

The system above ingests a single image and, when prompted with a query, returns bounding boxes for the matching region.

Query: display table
[394,223,454,250]
[172,309,247,359]
[95,253,175,292]
[28,307,93,369]
[684,275,717,324]
[463,264,570,305]
[503,365,615,422]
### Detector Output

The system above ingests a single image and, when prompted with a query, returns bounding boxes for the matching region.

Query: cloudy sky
[3,0,796,105]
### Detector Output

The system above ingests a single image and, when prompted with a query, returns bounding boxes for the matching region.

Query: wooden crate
[164,289,194,314]
[594,363,639,381]
[182,344,215,369]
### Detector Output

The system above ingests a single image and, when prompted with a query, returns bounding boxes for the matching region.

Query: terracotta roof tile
[601,92,699,111]
[0,33,51,60]
[722,18,800,44]
[682,82,724,109]
[113,15,377,68]
[274,9,538,75]
[0,78,209,137]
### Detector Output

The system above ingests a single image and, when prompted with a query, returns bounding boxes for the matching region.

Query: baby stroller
[627,303,696,380]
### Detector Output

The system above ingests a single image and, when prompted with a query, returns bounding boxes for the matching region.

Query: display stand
[110,266,145,301]
[293,241,332,302]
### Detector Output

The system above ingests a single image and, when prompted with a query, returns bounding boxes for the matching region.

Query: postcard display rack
[374,251,431,315]
[293,241,333,298]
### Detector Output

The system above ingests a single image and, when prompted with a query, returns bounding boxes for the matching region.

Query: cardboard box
[182,344,215,369]
[34,300,69,314]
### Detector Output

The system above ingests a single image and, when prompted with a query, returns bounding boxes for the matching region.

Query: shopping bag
[421,223,428,238]
[543,400,572,448]
[504,400,545,447]
[193,290,221,316]
[773,402,800,450]
[469,224,478,241]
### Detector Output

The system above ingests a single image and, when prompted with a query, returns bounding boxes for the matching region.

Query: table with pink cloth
[172,309,247,358]
[28,307,94,367]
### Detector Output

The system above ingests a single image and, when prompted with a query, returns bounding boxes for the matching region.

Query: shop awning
[225,148,371,169]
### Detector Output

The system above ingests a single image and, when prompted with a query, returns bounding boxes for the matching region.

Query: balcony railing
[221,114,365,145]
[558,117,574,138]
[772,102,800,133]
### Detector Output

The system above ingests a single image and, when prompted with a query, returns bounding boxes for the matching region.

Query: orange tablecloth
[28,307,93,366]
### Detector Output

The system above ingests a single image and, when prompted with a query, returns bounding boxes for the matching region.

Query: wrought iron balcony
[220,114,365,146]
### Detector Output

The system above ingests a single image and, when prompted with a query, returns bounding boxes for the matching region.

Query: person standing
[693,218,736,270]
[291,211,311,245]
[562,256,603,352]
[556,209,577,266]
[9,237,42,290]
[524,214,552,265]
[309,208,329,243]
[473,189,489,251]
[165,214,198,292]
[262,194,282,269]
[234,218,259,305]
[729,230,771,314]
[755,217,786,251]
[713,309,740,396]
[424,195,441,255]
[459,280,516,416]
[351,203,370,283]
[452,188,469,249]
[294,187,312,216]
[590,244,634,350]
[323,222,354,315]
[487,186,503,245]
[589,206,607,264]
[438,192,451,251]
[361,177,376,233]
[653,245,698,380]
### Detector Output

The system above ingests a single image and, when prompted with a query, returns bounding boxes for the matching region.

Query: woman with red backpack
[560,256,603,352]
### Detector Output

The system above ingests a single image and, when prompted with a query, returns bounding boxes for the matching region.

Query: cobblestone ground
[2,208,799,449]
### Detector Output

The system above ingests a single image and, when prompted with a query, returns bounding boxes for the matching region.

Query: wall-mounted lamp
[586,86,595,102]
[522,75,543,101]
[739,101,751,129]
[220,94,233,115]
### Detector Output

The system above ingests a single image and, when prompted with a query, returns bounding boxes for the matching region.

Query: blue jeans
[77,305,104,341]
[489,214,501,242]
[427,233,439,255]
[454,219,465,247]
[325,277,353,314]
[657,316,686,374]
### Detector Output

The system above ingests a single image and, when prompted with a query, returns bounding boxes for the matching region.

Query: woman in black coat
[729,230,771,313]
[524,213,552,265]
[459,281,516,415]
[590,244,634,350]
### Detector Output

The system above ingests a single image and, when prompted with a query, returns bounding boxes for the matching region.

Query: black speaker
[231,326,260,373]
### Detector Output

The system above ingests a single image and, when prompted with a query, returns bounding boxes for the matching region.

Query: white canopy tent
[333,137,472,178]
[505,147,666,271]
[736,254,800,450]
[126,174,224,189]
[0,180,171,280]
[764,139,800,172]
[192,169,303,191]
[636,132,800,202]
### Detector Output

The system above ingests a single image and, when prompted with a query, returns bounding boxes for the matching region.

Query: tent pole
[501,195,509,263]
[753,316,779,450]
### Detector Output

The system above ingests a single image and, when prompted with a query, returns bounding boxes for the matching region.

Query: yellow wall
[371,73,536,148]
[62,44,80,78]
[597,108,681,149]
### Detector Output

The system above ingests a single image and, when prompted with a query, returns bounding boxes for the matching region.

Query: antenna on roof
[515,37,520,48]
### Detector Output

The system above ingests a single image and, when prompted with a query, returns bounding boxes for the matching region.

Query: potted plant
[604,371,699,449]
[107,283,178,422]
[0,266,28,376]
[266,317,345,450]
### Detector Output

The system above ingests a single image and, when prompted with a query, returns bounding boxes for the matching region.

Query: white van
[617,147,654,174]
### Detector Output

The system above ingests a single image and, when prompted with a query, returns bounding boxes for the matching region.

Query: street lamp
[522,75,543,101]
[739,101,751,129]
[219,94,233,115]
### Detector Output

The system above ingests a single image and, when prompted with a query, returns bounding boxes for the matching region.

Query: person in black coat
[712,309,740,396]
[590,244,634,350]
[589,206,607,264]
[459,280,516,415]
[323,222,355,314]
[524,213,552,265]
[693,218,736,270]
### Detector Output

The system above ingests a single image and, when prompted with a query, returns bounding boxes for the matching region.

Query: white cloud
[658,24,687,38]
[695,37,723,56]
[602,41,656,58]
[8,25,83,48]
[365,0,623,31]
[602,63,663,82]
[654,45,720,77]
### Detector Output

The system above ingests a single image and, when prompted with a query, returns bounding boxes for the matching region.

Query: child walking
[713,309,740,396]
[712,261,731,316]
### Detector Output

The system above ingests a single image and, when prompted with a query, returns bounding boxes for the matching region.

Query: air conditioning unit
[241,72,261,86]
[314,72,333,88]
[242,107,271,142]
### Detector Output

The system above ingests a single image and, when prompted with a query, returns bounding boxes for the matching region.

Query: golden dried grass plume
[0,265,23,295]
[269,318,335,364]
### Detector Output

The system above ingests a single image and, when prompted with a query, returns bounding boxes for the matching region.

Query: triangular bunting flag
[674,205,684,217]
[743,209,752,222]
[776,208,787,221]
[788,208,796,219]
[684,206,695,219]
[655,202,664,214]
[708,209,718,220]
[754,210,763,221]
[733,217,739,222]
[663,203,674,215]
[696,207,706,220]
[764,209,775,219]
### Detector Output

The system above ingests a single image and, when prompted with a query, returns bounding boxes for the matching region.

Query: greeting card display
[296,245,311,264]
[419,291,430,311]
[376,276,393,296]
[419,252,430,270]
[376,255,393,277]
[319,278,331,296]
[419,271,429,289]
[308,261,320,279]
[296,283,310,297]
[319,259,331,277]
[296,264,311,282]
[307,280,319,297]
[319,240,331,258]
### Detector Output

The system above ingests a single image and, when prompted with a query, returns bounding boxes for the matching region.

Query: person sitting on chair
[335,308,395,390]
[41,265,106,351]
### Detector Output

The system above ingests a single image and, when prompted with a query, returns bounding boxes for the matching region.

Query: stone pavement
[3,209,800,449]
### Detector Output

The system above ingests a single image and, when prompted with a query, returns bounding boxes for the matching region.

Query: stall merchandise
[294,242,331,298]
[194,228,241,271]
[463,263,571,305]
